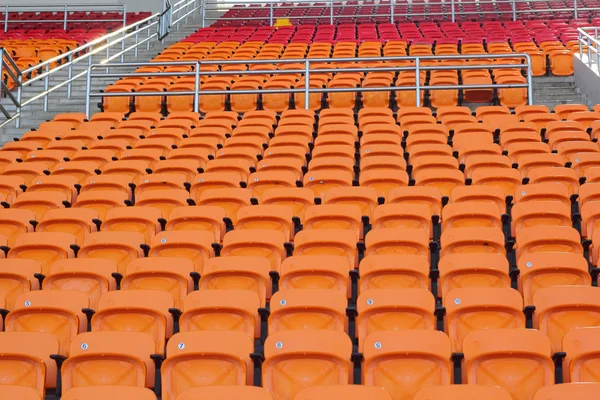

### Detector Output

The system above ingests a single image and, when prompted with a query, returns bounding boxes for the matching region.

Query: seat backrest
[94,290,174,353]
[533,286,600,352]
[61,386,158,400]
[295,385,393,400]
[63,331,155,391]
[263,330,352,400]
[463,329,553,400]
[7,290,88,355]
[444,287,525,351]
[414,385,512,400]
[363,330,452,400]
[162,331,254,400]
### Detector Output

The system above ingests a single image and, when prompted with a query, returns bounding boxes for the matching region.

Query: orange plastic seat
[0,332,59,398]
[0,258,41,310]
[471,167,522,198]
[363,330,452,400]
[440,227,505,257]
[78,231,145,274]
[359,254,429,293]
[0,209,35,247]
[511,201,572,236]
[515,182,572,209]
[72,191,128,220]
[135,189,189,219]
[414,168,465,197]
[444,287,525,351]
[294,229,358,269]
[280,255,351,298]
[357,288,436,350]
[8,232,75,275]
[438,252,510,297]
[180,289,260,339]
[5,290,88,355]
[161,331,253,400]
[414,385,512,400]
[61,386,157,400]
[297,385,392,400]
[528,167,579,195]
[149,230,215,272]
[533,286,600,352]
[36,208,98,246]
[516,226,582,261]
[269,288,347,334]
[61,331,156,392]
[463,329,553,400]
[92,290,174,353]
[263,330,352,400]
[517,252,590,306]
[533,383,600,400]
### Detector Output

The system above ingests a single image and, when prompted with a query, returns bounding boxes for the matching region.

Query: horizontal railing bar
[21,13,157,74]
[22,20,159,85]
[90,83,530,97]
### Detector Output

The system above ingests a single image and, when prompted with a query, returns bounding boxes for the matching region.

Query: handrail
[85,53,534,116]
[201,0,598,26]
[0,47,23,125]
[3,3,127,33]
[577,27,600,70]
[0,0,203,129]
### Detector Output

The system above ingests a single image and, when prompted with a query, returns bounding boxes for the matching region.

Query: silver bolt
[276,342,283,348]
[374,342,381,349]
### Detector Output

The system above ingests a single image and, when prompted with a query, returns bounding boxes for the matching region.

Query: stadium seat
[263,330,352,400]
[414,385,512,400]
[0,331,59,398]
[61,331,156,392]
[161,331,254,400]
[362,330,452,400]
[5,290,88,355]
[462,329,553,400]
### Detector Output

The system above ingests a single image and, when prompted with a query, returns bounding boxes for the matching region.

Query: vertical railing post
[450,0,456,23]
[202,0,206,28]
[390,0,395,23]
[63,5,68,31]
[67,53,73,99]
[4,6,9,33]
[85,65,92,119]
[269,0,274,26]
[0,53,4,101]
[147,23,151,50]
[511,0,517,21]
[121,4,127,63]
[304,59,310,110]
[106,37,111,73]
[579,30,583,59]
[588,36,593,67]
[526,54,533,105]
[574,0,579,19]
[330,0,334,24]
[135,30,139,58]
[15,73,22,128]
[43,64,50,112]
[194,61,200,113]
[415,57,421,107]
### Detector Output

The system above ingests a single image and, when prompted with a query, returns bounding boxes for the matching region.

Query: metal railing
[201,0,600,26]
[0,0,203,129]
[0,48,22,125]
[578,27,600,70]
[3,3,128,33]
[85,53,534,117]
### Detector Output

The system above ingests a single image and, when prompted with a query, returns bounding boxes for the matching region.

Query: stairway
[532,75,591,109]
[0,15,203,144]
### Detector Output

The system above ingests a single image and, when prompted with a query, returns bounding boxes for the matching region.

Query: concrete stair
[531,76,591,108]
